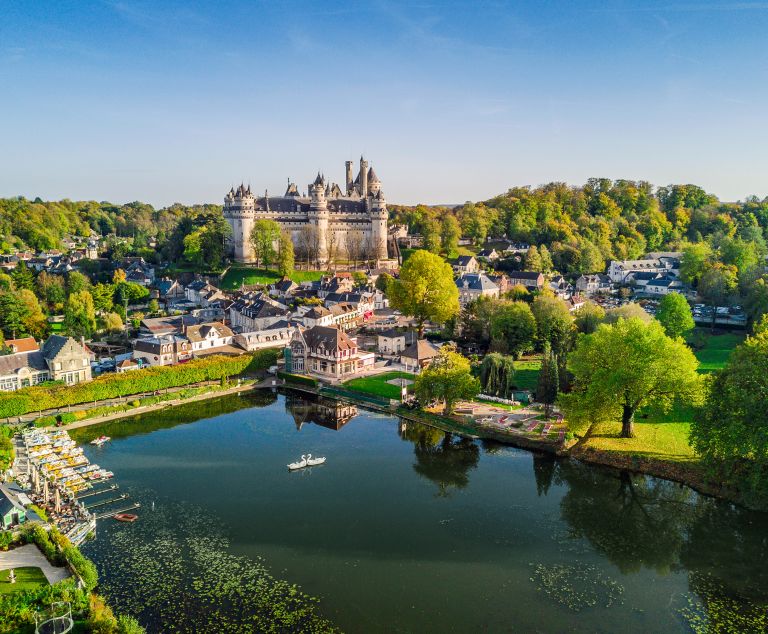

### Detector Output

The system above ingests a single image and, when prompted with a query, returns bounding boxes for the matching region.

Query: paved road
[0,543,71,584]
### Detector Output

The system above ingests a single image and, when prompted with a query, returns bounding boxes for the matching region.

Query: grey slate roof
[456,273,499,291]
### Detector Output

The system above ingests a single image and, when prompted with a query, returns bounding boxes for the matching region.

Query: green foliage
[344,371,415,400]
[375,272,393,293]
[536,346,559,416]
[0,349,279,417]
[277,231,295,278]
[250,219,281,268]
[389,250,459,337]
[563,318,703,438]
[276,371,319,387]
[656,293,695,339]
[415,344,480,414]
[479,353,516,398]
[573,302,605,334]
[691,331,768,506]
[63,289,96,338]
[488,301,537,359]
[604,302,652,324]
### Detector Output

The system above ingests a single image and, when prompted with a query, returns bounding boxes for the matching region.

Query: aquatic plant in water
[84,494,339,633]
[530,563,625,612]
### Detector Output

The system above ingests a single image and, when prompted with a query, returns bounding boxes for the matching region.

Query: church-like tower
[309,173,329,265]
[223,184,256,262]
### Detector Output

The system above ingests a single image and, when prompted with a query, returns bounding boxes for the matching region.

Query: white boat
[90,436,111,446]
[287,455,307,471]
[306,453,326,467]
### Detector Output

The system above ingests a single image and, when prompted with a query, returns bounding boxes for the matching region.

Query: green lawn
[344,371,416,400]
[0,567,49,594]
[513,357,542,391]
[694,332,744,371]
[221,266,325,290]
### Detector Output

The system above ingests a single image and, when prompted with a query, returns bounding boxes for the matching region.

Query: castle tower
[359,156,369,197]
[345,161,354,195]
[223,183,256,263]
[367,166,381,195]
[309,173,329,265]
[370,189,388,260]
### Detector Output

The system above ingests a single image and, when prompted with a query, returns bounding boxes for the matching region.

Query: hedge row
[0,348,279,418]
[277,371,319,387]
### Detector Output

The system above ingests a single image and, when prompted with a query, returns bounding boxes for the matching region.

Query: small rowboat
[114,513,138,523]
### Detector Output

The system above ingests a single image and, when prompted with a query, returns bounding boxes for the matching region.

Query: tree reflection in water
[399,421,479,497]
[554,460,768,630]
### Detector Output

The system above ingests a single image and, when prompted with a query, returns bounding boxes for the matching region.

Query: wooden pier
[95,502,140,520]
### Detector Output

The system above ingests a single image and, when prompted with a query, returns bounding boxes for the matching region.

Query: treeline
[390,180,768,275]
[0,197,228,270]
[0,349,278,418]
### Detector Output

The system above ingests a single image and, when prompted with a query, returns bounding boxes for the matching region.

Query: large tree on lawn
[415,344,479,415]
[389,250,459,337]
[564,317,702,438]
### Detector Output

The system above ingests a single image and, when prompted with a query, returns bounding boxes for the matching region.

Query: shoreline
[26,380,747,508]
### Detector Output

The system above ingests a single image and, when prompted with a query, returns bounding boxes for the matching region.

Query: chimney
[345,160,353,194]
[360,155,368,197]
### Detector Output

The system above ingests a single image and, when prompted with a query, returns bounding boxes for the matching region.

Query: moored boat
[114,513,138,523]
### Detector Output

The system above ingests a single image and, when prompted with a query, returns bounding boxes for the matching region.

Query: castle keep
[223,156,388,265]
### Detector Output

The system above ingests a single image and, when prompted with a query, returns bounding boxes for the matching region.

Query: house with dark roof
[229,292,290,331]
[377,329,415,354]
[234,320,294,352]
[451,255,480,275]
[0,485,26,529]
[133,334,192,366]
[285,325,375,380]
[506,271,545,292]
[575,273,612,295]
[154,277,185,300]
[644,276,687,296]
[400,339,440,373]
[140,315,199,338]
[477,248,500,262]
[42,335,92,385]
[0,338,49,392]
[268,278,299,299]
[456,273,500,306]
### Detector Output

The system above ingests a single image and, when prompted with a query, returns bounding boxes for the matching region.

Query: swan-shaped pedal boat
[287,453,326,470]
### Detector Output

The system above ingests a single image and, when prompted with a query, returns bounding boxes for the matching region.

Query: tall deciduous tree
[440,215,461,256]
[389,250,459,337]
[698,263,738,331]
[63,290,97,339]
[11,261,35,291]
[691,331,768,506]
[563,318,703,438]
[489,301,537,359]
[0,292,30,339]
[536,345,559,418]
[19,290,47,339]
[479,353,515,398]
[415,344,480,415]
[250,219,281,268]
[277,231,294,278]
[656,293,695,339]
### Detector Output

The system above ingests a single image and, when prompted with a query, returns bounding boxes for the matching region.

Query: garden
[220,265,325,289]
[343,371,416,401]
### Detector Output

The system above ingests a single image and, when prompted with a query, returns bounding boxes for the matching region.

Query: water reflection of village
[284,393,358,431]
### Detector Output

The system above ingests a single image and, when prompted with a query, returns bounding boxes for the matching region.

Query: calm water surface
[72,391,768,633]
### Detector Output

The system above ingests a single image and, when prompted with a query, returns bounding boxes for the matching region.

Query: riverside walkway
[0,544,71,584]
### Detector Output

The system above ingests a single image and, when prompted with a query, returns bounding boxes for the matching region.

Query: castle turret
[367,166,381,195]
[309,173,329,265]
[359,155,368,197]
[223,183,256,263]
[370,189,388,260]
[345,161,354,195]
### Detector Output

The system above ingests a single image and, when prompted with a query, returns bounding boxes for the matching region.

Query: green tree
[19,289,47,338]
[375,272,393,293]
[604,302,653,324]
[67,271,91,295]
[0,292,30,339]
[389,250,459,337]
[656,293,694,339]
[11,261,35,291]
[536,345,559,418]
[698,263,738,331]
[479,353,515,398]
[524,245,542,271]
[36,271,66,311]
[250,219,281,268]
[489,301,537,359]
[564,318,702,438]
[414,344,480,414]
[539,244,554,273]
[440,215,461,256]
[91,283,115,313]
[422,218,441,254]
[147,299,160,314]
[679,242,713,287]
[277,231,295,278]
[691,330,768,506]
[102,311,124,332]
[574,301,605,334]
[63,290,97,339]
[531,294,574,387]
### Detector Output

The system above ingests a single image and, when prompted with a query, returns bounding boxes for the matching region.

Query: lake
[72,390,768,633]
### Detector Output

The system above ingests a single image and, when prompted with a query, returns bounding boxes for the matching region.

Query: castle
[223,156,388,265]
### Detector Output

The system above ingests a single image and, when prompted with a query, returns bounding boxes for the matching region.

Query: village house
[285,325,375,380]
[154,277,185,300]
[477,248,500,262]
[115,358,141,373]
[549,275,574,299]
[377,329,415,355]
[233,320,294,351]
[316,273,355,299]
[140,315,199,338]
[0,485,26,530]
[185,279,226,307]
[455,273,500,306]
[268,278,299,300]
[400,339,440,373]
[42,335,92,385]
[506,271,545,292]
[452,255,480,275]
[120,257,155,285]
[133,334,192,366]
[0,338,49,392]
[185,322,235,354]
[644,276,687,296]
[229,292,290,331]
[575,273,612,295]
[607,254,680,284]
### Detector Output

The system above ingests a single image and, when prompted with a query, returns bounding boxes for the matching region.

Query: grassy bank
[343,371,415,400]
[221,266,325,289]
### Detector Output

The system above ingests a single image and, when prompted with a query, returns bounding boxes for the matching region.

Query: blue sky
[1,1,767,206]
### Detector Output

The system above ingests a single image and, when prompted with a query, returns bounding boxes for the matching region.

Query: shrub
[58,413,77,424]
[0,349,279,418]
[35,415,57,427]
[117,614,146,634]
[130,400,140,408]
[277,371,318,387]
